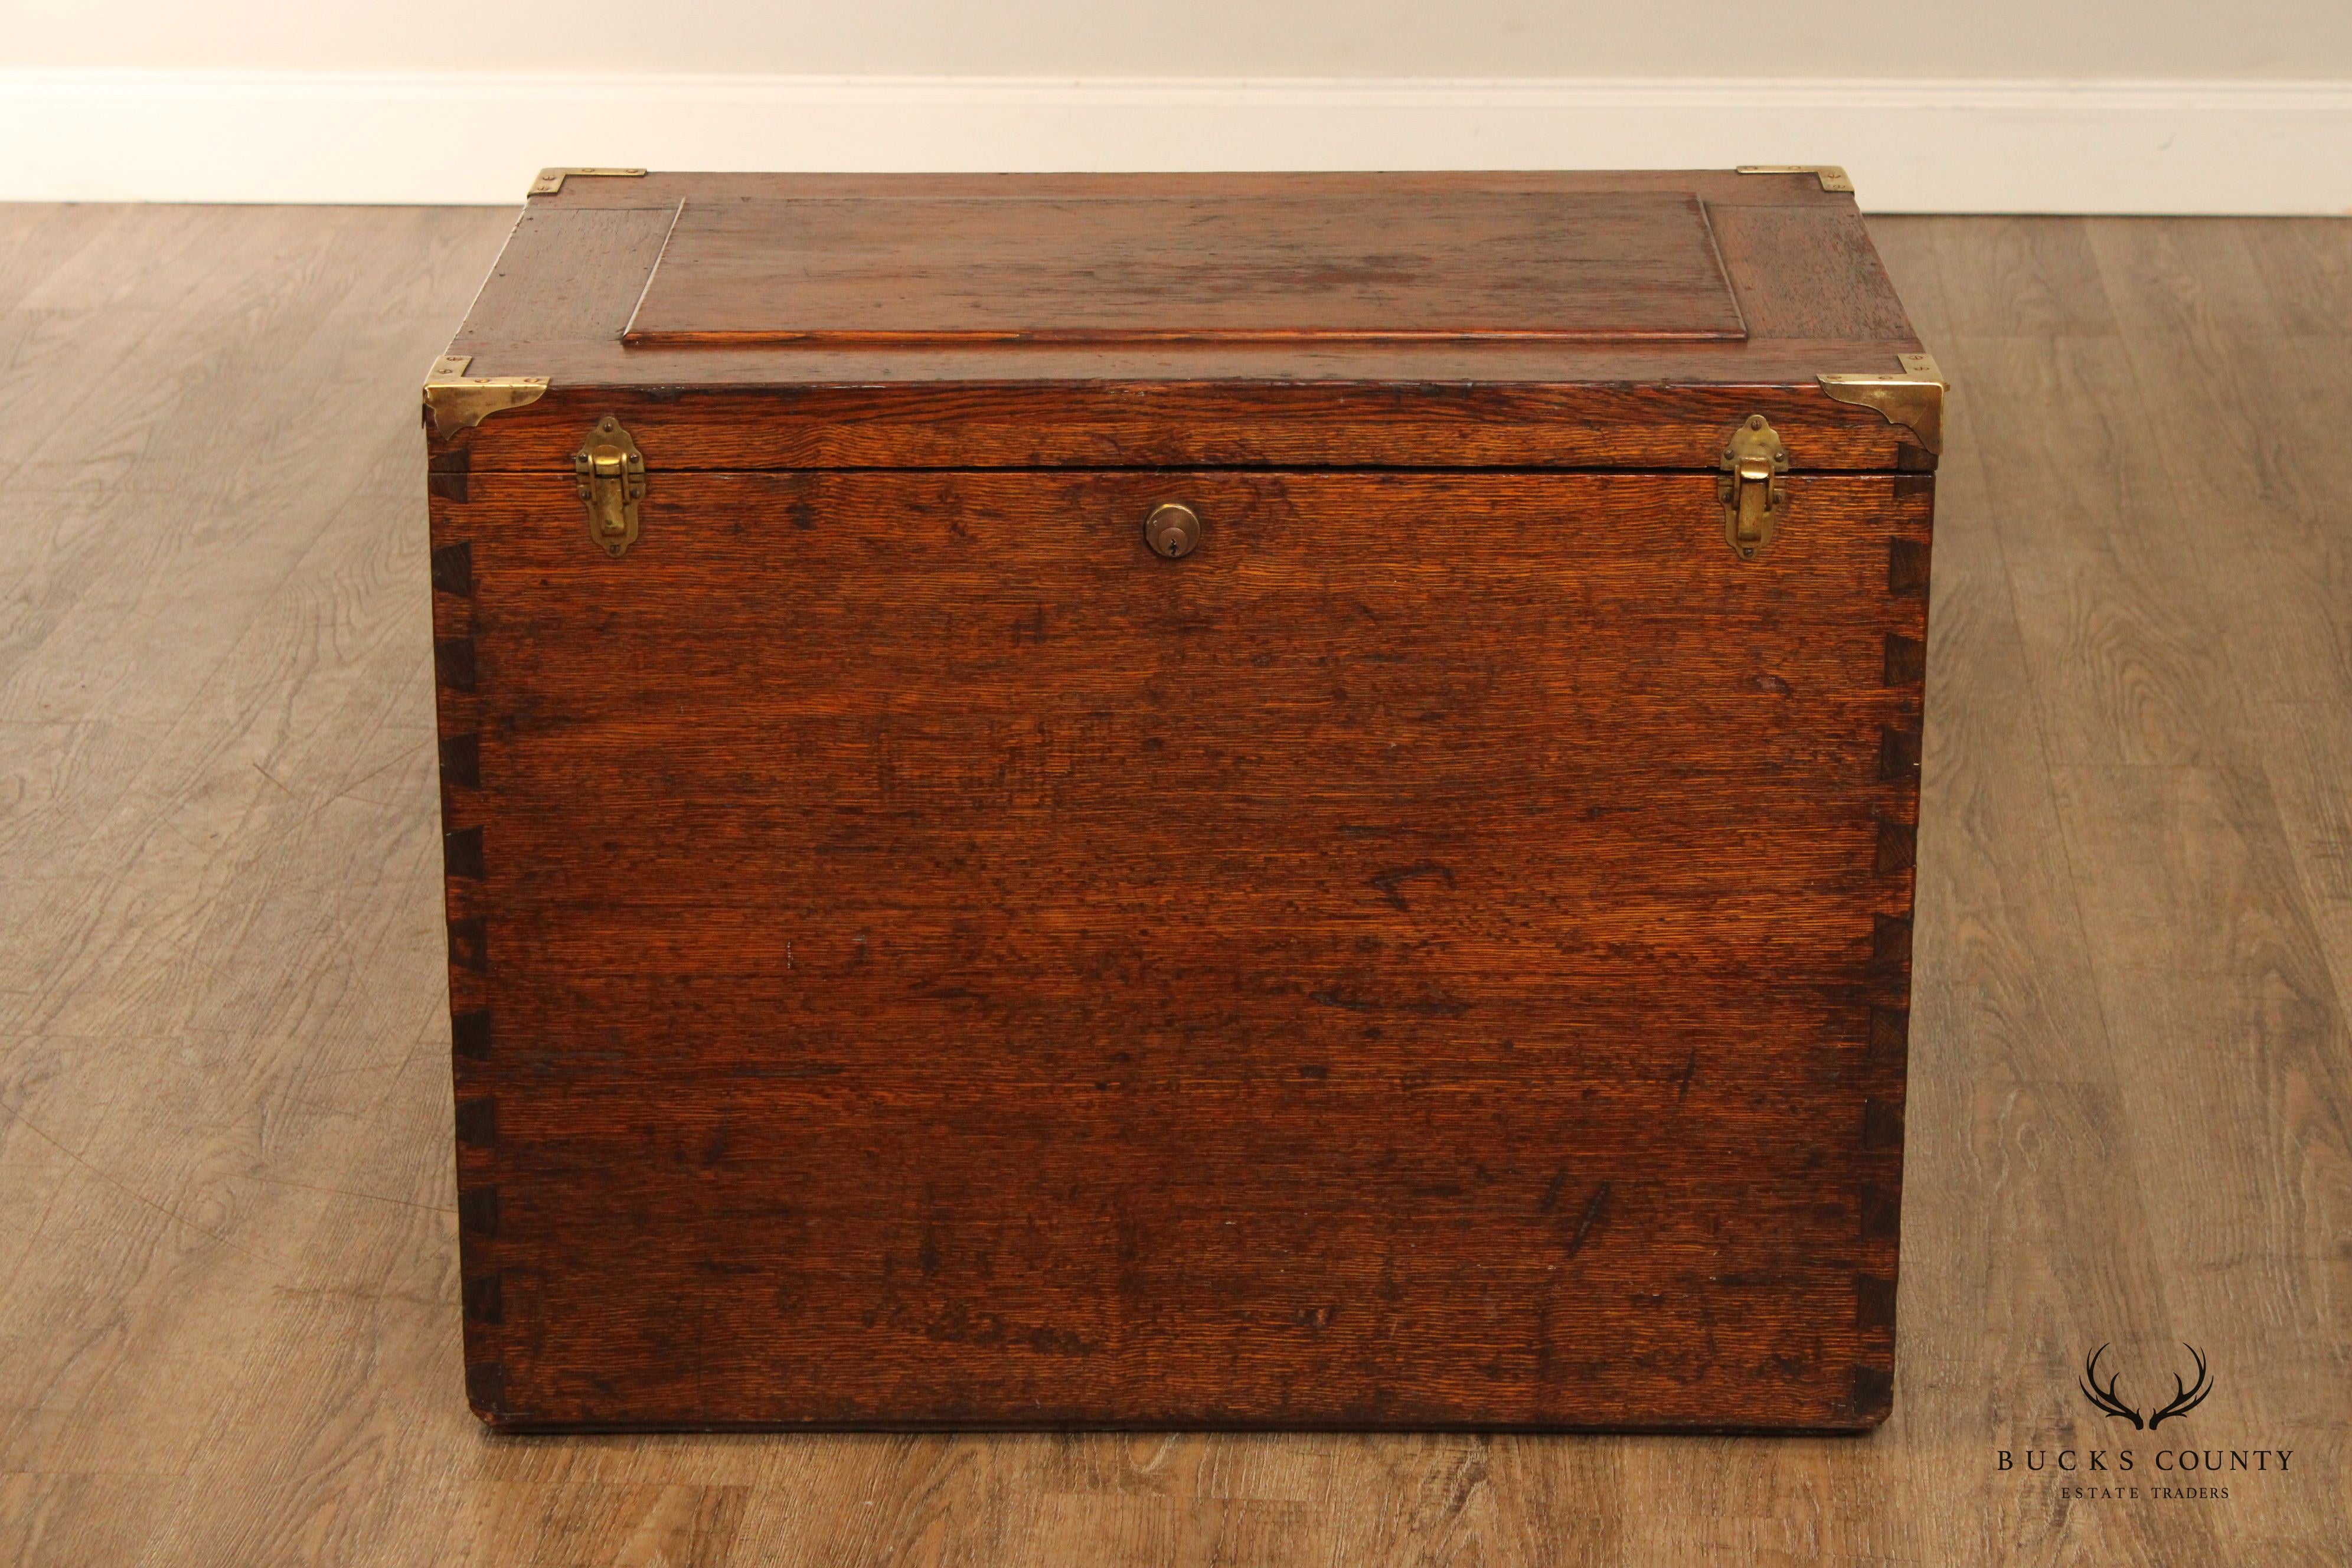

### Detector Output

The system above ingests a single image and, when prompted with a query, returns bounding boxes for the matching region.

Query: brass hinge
[1736,165,1856,194]
[1819,352,1948,455]
[423,354,550,439]
[1719,414,1790,561]
[574,417,646,557]
[528,167,648,197]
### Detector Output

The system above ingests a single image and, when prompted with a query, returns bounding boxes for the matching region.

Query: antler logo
[2079,1343,2213,1430]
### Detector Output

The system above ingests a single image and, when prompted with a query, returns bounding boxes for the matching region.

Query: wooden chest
[424,168,1939,1432]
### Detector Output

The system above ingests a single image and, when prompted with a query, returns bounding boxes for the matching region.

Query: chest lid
[430,169,1942,473]
[620,190,1747,347]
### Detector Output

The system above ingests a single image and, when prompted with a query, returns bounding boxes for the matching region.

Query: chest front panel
[432,466,1925,1429]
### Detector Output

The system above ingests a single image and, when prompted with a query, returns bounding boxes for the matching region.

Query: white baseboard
[4,71,2350,214]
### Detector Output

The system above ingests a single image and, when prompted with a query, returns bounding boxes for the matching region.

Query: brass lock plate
[1144,502,1201,559]
[574,417,646,557]
[1718,414,1789,561]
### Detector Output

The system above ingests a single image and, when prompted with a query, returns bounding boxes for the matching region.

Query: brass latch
[573,417,646,557]
[1719,414,1789,561]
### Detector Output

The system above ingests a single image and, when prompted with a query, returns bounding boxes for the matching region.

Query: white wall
[7,2,2352,211]
[14,1,2350,79]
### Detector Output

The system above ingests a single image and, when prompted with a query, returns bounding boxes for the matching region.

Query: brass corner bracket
[528,167,648,197]
[1818,352,1948,455]
[423,354,550,439]
[1736,165,1855,194]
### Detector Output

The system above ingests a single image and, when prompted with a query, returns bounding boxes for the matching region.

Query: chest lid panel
[433,169,1939,475]
[620,190,1747,347]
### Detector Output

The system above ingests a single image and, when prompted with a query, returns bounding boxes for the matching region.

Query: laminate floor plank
[0,662,445,1480]
[0,1471,184,1568]
[2250,699,2352,1062]
[0,206,122,314]
[1,206,2348,1566]
[729,1433,1032,1567]
[1946,335,2249,767]
[0,214,507,734]
[1914,217,2123,340]
[123,1023,471,1568]
[2059,219,2352,1559]
[2046,759,2352,1368]
[2233,217,2352,334]
[0,207,358,495]
[0,205,498,1539]
[2080,223,2352,710]
[2091,230,2352,1028]
[441,1481,751,1568]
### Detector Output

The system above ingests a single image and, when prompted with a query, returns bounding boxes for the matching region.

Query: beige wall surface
[12,0,2348,79]
[11,2,2351,208]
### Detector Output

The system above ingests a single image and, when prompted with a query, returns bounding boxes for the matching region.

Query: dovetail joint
[1871,914,1913,974]
[463,1273,505,1324]
[1873,819,1917,875]
[1862,1096,1905,1151]
[1854,1275,1897,1331]
[439,734,481,791]
[433,638,477,693]
[455,1096,498,1148]
[465,1360,508,1417]
[1848,1363,1894,1419]
[448,916,488,974]
[458,1185,499,1237]
[430,542,473,597]
[452,1008,492,1059]
[1883,632,1928,686]
[1859,1182,1900,1240]
[1877,727,1922,782]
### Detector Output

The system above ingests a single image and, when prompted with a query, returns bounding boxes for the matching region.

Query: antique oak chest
[424,168,1939,1432]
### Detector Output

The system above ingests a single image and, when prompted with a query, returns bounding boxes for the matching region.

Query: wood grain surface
[619,190,1747,344]
[1,203,2348,1562]
[431,466,1925,1430]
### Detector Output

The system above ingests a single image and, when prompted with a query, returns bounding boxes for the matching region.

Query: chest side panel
[431,467,1927,1429]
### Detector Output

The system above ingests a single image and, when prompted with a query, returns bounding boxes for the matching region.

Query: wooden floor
[0,205,2347,1566]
